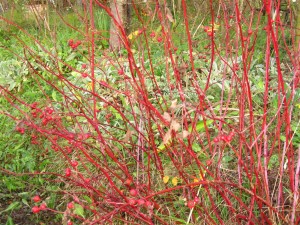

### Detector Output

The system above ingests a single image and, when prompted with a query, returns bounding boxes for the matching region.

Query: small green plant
[0,59,28,91]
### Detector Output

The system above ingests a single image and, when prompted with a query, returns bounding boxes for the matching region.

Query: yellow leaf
[163,176,170,184]
[86,82,92,91]
[157,139,171,153]
[128,30,139,40]
[207,23,220,32]
[296,103,300,109]
[172,177,178,186]
[199,170,206,180]
[74,92,82,103]
[128,34,133,40]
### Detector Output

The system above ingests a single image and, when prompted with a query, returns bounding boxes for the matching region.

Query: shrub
[0,0,299,224]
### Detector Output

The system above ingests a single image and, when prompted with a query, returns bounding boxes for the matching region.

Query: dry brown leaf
[170,99,177,111]
[163,112,172,122]
[163,129,172,145]
[170,120,180,132]
[122,129,132,143]
[166,7,174,23]
[182,130,190,139]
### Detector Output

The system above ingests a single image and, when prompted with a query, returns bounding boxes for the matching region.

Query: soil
[0,187,60,225]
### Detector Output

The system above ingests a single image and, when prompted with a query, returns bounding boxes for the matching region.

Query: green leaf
[222,155,233,163]
[0,201,20,214]
[5,216,15,225]
[18,192,29,198]
[74,204,85,218]
[3,177,25,191]
[188,119,213,133]
[83,195,92,204]
[66,52,77,62]
[52,91,57,101]
[22,199,30,207]
[12,141,25,151]
[157,139,172,153]
[157,119,213,153]
[280,135,286,142]
[166,216,186,224]
[192,143,201,153]
[268,155,279,169]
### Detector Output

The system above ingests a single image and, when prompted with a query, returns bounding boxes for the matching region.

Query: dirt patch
[0,187,60,225]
